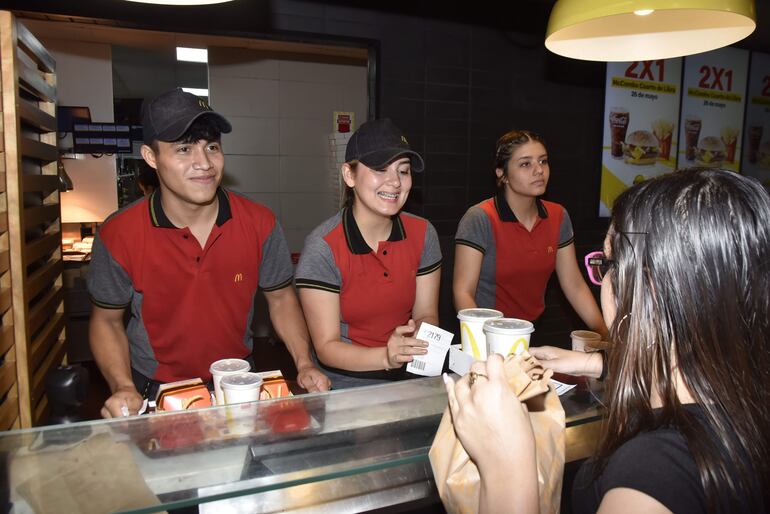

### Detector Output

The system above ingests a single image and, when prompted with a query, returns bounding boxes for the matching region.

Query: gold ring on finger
[469,371,489,386]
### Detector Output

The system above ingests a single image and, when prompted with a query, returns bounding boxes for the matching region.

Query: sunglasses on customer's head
[584,251,615,286]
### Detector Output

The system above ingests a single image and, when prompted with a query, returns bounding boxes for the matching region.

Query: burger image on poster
[695,136,727,168]
[623,130,660,165]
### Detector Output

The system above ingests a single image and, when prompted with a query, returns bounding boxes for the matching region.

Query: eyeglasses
[584,251,615,286]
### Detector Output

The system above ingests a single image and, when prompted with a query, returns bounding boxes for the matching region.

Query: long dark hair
[597,168,770,511]
[494,130,547,189]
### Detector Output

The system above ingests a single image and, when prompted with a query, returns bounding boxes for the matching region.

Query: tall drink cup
[210,358,251,405]
[684,117,702,161]
[221,372,264,405]
[484,318,535,357]
[457,308,503,360]
[609,108,630,158]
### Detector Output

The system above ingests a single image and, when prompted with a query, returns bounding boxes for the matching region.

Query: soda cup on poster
[609,108,630,158]
[684,116,702,161]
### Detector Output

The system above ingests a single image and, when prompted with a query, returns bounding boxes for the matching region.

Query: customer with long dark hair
[444,168,769,513]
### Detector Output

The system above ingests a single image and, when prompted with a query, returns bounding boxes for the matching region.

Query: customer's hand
[443,355,535,474]
[529,346,603,378]
[102,386,143,418]
[385,319,428,369]
[297,365,331,392]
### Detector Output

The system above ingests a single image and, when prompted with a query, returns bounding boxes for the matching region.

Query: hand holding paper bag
[430,352,565,514]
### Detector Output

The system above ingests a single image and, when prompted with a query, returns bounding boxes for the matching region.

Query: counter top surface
[0,375,603,513]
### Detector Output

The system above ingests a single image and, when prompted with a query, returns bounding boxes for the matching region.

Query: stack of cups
[483,318,535,357]
[457,308,503,360]
[220,372,264,405]
[570,330,602,352]
[210,358,251,405]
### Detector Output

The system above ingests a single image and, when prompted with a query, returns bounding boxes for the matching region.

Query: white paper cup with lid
[484,318,535,357]
[210,358,251,405]
[221,372,264,405]
[457,308,503,360]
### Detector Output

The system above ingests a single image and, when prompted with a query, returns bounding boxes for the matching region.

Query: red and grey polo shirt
[294,208,442,348]
[87,188,294,383]
[455,193,574,321]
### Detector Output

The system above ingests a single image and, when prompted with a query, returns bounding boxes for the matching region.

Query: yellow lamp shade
[545,0,756,62]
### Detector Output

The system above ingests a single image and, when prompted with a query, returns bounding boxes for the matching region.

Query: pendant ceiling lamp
[545,0,756,62]
[123,0,235,5]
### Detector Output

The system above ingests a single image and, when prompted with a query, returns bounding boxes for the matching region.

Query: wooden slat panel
[33,393,48,426]
[20,138,57,163]
[0,172,5,193]
[23,204,59,229]
[18,101,56,133]
[16,19,55,74]
[17,57,55,103]
[0,391,20,431]
[0,287,11,316]
[0,212,7,233]
[24,232,60,264]
[26,258,63,300]
[0,250,10,274]
[22,174,58,193]
[28,286,63,337]
[28,313,65,376]
[0,325,14,356]
[0,359,16,399]
[30,331,66,406]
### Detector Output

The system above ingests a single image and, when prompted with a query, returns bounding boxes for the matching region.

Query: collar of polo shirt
[341,207,407,254]
[148,187,232,228]
[493,191,548,223]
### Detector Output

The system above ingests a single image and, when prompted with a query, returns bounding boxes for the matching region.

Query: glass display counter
[0,376,603,513]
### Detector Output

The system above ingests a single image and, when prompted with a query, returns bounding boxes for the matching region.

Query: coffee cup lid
[210,358,251,374]
[221,372,264,389]
[457,308,504,322]
[483,318,534,335]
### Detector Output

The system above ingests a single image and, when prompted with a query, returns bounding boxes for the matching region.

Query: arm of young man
[263,286,330,392]
[453,244,483,311]
[89,306,143,418]
[555,243,608,338]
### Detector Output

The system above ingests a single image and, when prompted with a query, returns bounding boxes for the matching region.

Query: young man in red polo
[88,88,329,417]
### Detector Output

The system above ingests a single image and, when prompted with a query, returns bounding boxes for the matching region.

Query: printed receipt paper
[406,323,453,376]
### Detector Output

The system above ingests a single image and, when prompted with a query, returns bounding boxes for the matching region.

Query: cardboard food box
[155,378,213,412]
[254,370,293,399]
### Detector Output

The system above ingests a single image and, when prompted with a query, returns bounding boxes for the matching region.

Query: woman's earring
[616,313,630,333]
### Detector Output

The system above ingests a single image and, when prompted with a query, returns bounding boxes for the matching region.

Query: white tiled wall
[209,48,368,252]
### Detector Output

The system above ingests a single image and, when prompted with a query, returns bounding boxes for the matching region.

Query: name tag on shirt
[407,323,453,376]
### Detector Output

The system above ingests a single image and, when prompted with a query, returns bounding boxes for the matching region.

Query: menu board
[600,59,682,216]
[678,47,749,172]
[742,51,770,189]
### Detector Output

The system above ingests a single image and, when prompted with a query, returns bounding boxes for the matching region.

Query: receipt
[406,323,453,376]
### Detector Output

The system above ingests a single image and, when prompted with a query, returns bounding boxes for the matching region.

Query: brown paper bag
[429,351,566,514]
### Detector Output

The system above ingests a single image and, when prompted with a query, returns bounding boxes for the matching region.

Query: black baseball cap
[142,88,232,144]
[345,118,424,172]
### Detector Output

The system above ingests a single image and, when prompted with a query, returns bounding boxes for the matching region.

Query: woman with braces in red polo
[295,119,442,389]
[453,130,606,340]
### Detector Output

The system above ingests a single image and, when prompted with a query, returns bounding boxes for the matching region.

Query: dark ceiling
[0,0,767,53]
